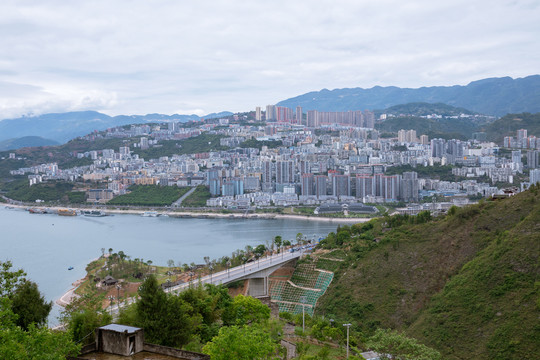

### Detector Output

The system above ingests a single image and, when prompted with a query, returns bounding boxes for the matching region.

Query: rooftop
[98,324,141,334]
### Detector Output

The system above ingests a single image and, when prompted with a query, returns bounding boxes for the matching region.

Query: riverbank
[4,203,372,223]
[56,277,85,307]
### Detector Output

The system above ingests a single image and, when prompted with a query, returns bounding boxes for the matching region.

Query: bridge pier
[246,278,267,297]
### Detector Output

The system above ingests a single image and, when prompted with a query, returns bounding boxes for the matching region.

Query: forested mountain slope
[316,187,540,359]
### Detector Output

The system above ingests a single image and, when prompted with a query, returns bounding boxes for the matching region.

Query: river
[0,206,342,325]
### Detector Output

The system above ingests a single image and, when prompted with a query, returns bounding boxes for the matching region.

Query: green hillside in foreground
[315,188,540,359]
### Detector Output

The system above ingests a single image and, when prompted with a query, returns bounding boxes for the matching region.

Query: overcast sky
[0,0,539,119]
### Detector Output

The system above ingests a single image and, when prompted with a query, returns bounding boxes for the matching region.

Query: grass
[181,185,212,207]
[314,186,540,359]
[3,179,87,204]
[107,185,189,206]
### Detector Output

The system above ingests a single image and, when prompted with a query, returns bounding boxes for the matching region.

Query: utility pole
[343,323,352,358]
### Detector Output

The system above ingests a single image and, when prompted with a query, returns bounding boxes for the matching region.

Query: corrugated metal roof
[98,323,141,333]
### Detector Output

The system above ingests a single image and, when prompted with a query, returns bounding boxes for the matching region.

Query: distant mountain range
[277,75,540,116]
[0,136,59,151]
[0,111,233,143]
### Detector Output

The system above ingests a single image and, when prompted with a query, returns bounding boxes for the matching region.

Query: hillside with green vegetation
[483,112,540,143]
[181,185,212,207]
[0,136,59,151]
[107,185,190,206]
[314,187,540,359]
[381,102,476,117]
[132,133,228,159]
[2,179,86,204]
[376,116,478,140]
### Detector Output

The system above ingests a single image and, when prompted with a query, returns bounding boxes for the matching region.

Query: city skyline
[0,1,539,120]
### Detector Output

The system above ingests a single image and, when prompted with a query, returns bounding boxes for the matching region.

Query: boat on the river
[58,208,77,216]
[28,208,46,214]
[81,210,109,217]
[68,266,74,270]
[142,211,158,217]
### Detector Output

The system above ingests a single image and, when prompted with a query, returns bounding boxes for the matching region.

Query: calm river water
[0,206,341,325]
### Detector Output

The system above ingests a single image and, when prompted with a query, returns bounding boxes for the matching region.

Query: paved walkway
[172,187,196,207]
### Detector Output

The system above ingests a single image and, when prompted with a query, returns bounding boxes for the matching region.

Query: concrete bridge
[168,249,306,297]
[108,248,307,316]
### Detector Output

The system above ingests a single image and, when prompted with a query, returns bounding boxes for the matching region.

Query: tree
[296,233,303,245]
[203,324,278,360]
[0,304,80,359]
[274,236,282,253]
[0,261,26,297]
[365,329,442,360]
[10,281,52,330]
[61,290,112,345]
[225,294,270,326]
[135,275,194,347]
[1,268,80,359]
[253,244,267,258]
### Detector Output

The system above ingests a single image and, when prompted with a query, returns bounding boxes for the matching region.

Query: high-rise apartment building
[301,173,315,196]
[431,138,446,158]
[530,169,540,185]
[398,129,417,143]
[527,150,539,169]
[315,175,327,198]
[276,161,294,184]
[332,175,350,197]
[296,106,303,125]
[517,129,528,140]
[356,175,374,199]
[401,171,419,202]
[266,105,276,121]
[255,107,262,121]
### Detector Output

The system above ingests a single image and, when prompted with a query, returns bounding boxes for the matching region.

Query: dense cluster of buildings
[9,111,539,208]
[503,129,539,149]
[257,105,375,128]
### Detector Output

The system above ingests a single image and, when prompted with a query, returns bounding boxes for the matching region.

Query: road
[172,187,197,207]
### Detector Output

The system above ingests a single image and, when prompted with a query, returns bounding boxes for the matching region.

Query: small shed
[96,324,144,356]
[102,275,118,286]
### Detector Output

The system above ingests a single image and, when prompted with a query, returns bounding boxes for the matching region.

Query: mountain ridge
[0,111,233,143]
[277,75,540,116]
[0,136,59,151]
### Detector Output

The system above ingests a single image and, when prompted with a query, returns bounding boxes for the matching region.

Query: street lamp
[227,261,231,278]
[300,296,307,333]
[108,295,115,317]
[209,265,213,284]
[343,323,352,359]
[116,284,121,304]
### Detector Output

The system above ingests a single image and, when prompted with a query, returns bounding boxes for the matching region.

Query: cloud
[0,0,539,119]
[0,80,117,119]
